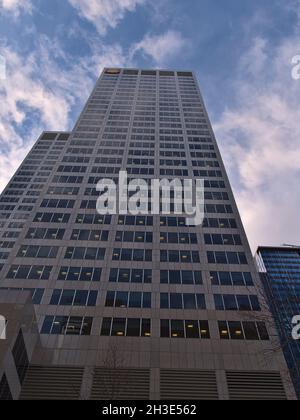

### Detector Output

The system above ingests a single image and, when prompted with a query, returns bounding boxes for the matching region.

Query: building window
[214,294,260,311]
[105,291,151,308]
[50,289,98,306]
[100,318,151,337]
[58,267,101,282]
[41,316,93,335]
[210,271,253,286]
[109,268,152,284]
[160,320,210,339]
[218,321,269,341]
[160,293,206,310]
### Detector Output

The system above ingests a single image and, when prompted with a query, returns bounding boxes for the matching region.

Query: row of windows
[115,231,153,243]
[33,213,71,223]
[50,289,98,306]
[161,293,206,310]
[105,291,151,308]
[160,250,200,263]
[41,316,92,335]
[26,228,65,240]
[7,265,52,280]
[17,246,58,259]
[109,268,152,283]
[101,318,151,337]
[214,294,260,311]
[160,270,202,285]
[160,232,198,244]
[210,271,254,286]
[65,247,106,260]
[161,320,210,339]
[112,249,152,262]
[204,234,242,246]
[218,321,269,341]
[58,267,101,282]
[71,230,109,242]
[207,252,248,265]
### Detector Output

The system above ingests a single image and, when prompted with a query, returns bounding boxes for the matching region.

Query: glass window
[101,318,112,336]
[169,271,181,284]
[74,290,88,306]
[115,292,128,308]
[243,322,259,340]
[224,295,238,311]
[161,320,170,337]
[237,295,251,311]
[231,272,244,286]
[183,294,196,310]
[111,318,126,336]
[50,290,61,305]
[199,321,210,339]
[182,271,193,284]
[142,293,151,308]
[129,292,142,308]
[127,319,140,337]
[228,321,244,340]
[160,294,169,309]
[170,294,183,309]
[141,319,151,337]
[60,290,75,306]
[214,295,224,310]
[257,322,269,340]
[219,321,229,340]
[105,292,115,307]
[185,321,199,338]
[171,320,185,338]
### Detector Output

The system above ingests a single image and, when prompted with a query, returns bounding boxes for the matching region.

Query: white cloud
[130,30,187,66]
[0,36,127,192]
[68,0,146,35]
[214,28,300,251]
[0,0,32,16]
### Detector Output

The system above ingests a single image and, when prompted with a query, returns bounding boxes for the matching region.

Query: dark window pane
[111,318,126,336]
[185,321,200,339]
[127,319,140,337]
[101,318,112,336]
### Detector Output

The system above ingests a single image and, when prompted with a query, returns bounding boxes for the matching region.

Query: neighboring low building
[256,246,300,399]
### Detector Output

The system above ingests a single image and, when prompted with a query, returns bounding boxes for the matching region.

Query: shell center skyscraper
[0,68,296,400]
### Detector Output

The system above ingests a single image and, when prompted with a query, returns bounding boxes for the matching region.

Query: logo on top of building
[0,315,6,340]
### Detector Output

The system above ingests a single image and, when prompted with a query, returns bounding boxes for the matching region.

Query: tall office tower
[256,246,300,399]
[0,68,295,400]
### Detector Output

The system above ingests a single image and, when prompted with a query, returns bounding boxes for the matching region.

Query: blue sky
[0,0,300,250]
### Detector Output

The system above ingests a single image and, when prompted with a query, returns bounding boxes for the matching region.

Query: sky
[0,0,300,252]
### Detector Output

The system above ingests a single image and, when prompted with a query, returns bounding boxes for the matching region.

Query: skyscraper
[256,246,300,399]
[0,68,295,400]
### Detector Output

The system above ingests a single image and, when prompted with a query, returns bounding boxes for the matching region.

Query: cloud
[68,0,146,35]
[130,30,188,66]
[0,0,32,16]
[214,25,300,251]
[0,36,127,192]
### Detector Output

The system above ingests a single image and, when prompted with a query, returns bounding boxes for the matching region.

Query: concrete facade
[0,68,296,399]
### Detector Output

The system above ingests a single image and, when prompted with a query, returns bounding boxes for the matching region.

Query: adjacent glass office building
[256,246,300,399]
[0,68,295,400]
